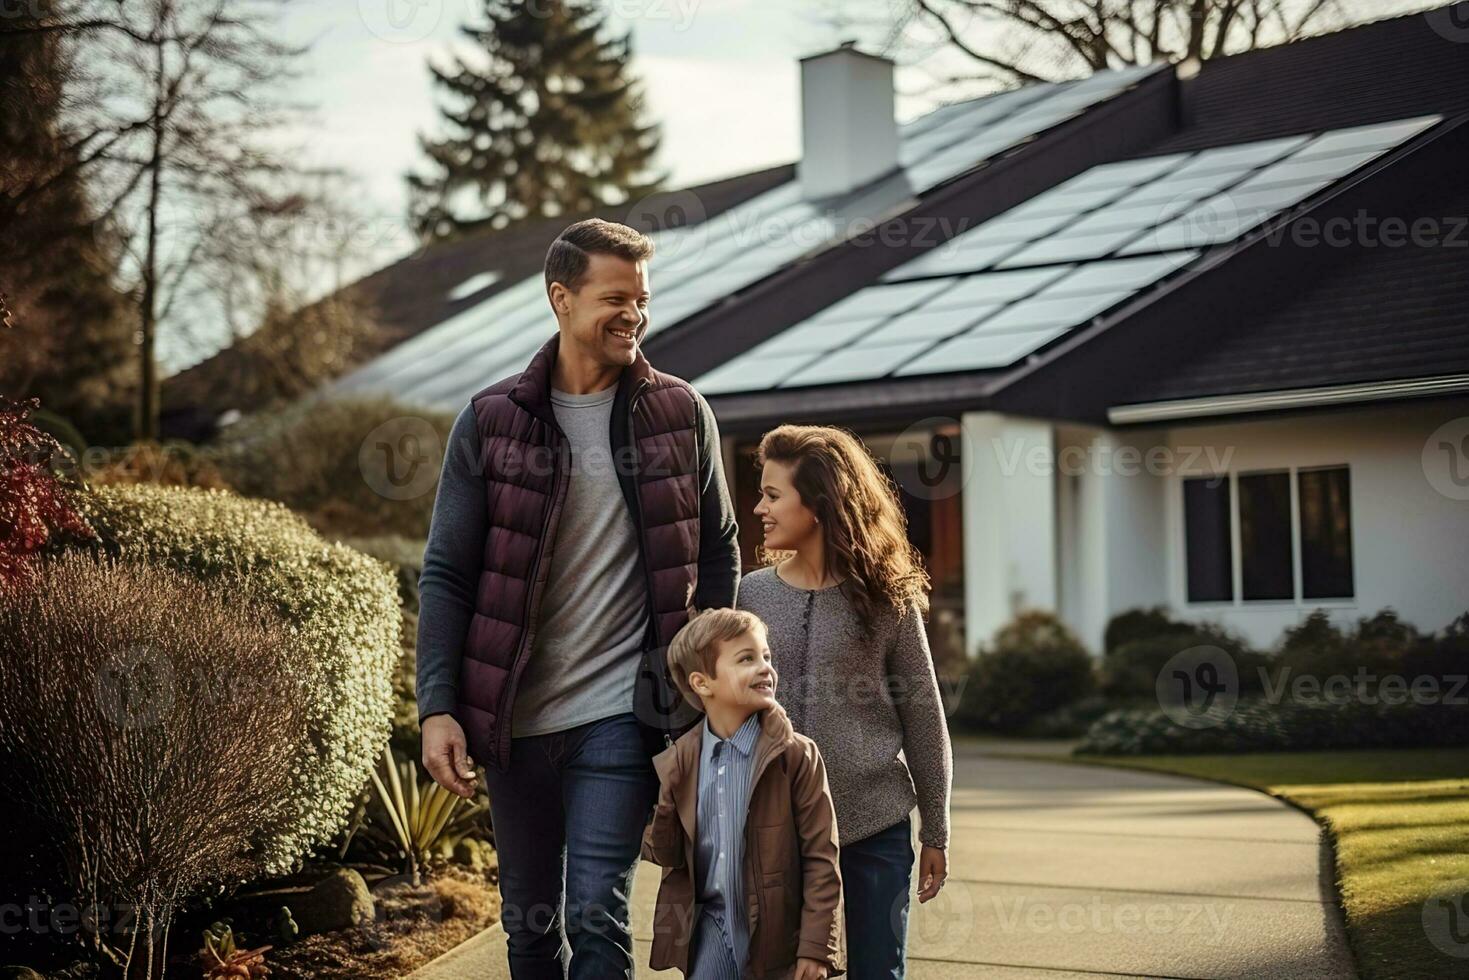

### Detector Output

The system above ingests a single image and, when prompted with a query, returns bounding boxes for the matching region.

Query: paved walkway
[411,740,1356,979]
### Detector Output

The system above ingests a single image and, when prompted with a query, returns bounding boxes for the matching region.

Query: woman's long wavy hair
[755,424,930,636]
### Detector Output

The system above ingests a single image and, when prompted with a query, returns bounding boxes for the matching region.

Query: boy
[641,608,846,979]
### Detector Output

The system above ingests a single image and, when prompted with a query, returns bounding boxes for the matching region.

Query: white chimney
[798,40,899,200]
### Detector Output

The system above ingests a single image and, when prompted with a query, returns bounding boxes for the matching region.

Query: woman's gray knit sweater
[735,565,953,849]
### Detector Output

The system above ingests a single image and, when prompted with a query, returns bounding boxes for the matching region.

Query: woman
[736,424,953,979]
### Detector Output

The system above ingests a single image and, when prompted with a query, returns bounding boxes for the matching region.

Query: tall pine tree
[0,13,135,446]
[407,0,666,241]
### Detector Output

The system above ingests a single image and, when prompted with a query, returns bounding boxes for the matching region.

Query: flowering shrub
[72,483,401,876]
[0,394,94,585]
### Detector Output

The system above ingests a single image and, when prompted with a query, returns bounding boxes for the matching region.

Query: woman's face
[754,459,821,552]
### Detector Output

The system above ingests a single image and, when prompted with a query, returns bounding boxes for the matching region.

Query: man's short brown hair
[543,218,655,297]
[667,608,764,713]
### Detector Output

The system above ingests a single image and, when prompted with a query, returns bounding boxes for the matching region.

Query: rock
[452,837,494,871]
[288,867,374,936]
[0,968,45,980]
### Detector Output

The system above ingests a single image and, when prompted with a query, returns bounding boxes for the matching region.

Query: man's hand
[422,714,478,798]
[794,956,828,980]
[917,843,948,903]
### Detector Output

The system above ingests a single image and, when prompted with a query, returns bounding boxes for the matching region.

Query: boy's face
[691,626,778,713]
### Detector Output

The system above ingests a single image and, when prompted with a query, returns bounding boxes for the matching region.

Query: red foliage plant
[0,394,95,585]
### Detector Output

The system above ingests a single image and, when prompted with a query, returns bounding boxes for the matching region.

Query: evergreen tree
[407,0,667,241]
[0,12,135,447]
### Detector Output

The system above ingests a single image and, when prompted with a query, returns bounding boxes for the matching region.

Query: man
[417,218,741,978]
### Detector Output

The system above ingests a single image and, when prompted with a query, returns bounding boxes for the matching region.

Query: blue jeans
[481,712,659,979]
[840,815,914,980]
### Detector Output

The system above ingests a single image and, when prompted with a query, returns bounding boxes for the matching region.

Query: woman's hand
[916,844,948,903]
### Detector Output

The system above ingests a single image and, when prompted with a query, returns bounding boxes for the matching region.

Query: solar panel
[812,278,957,321]
[1042,252,1198,296]
[857,304,1003,346]
[881,238,1022,281]
[338,92,1436,408]
[916,266,1073,309]
[695,350,817,394]
[895,326,1072,375]
[1111,168,1248,206]
[780,341,934,387]
[1230,148,1385,190]
[1166,135,1308,177]
[974,286,1138,335]
[996,225,1147,268]
[964,209,1077,244]
[754,316,889,356]
[1045,153,1187,194]
[1290,115,1439,159]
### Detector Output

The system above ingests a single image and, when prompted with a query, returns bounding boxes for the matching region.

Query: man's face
[550,252,650,368]
[691,626,778,713]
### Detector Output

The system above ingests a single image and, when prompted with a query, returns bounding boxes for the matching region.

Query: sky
[274,0,918,270]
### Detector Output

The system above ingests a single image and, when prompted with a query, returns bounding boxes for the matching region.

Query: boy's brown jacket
[640,701,846,978]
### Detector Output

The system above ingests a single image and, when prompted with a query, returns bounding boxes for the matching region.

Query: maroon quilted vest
[457,333,704,771]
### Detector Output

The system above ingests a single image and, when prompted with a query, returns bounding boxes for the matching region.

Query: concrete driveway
[412,740,1356,978]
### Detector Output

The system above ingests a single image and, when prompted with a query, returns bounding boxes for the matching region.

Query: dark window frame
[1181,464,1355,606]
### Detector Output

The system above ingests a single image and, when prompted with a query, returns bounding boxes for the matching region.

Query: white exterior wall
[962,398,1469,656]
[1054,425,1169,653]
[1149,398,1469,648]
[960,412,1057,654]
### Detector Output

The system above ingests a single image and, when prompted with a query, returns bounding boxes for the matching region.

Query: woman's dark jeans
[480,712,659,979]
[839,815,915,979]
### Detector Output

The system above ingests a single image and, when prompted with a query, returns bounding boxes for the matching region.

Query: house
[328,4,1469,664]
[159,164,793,440]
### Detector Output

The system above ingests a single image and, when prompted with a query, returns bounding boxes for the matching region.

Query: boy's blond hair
[667,608,764,712]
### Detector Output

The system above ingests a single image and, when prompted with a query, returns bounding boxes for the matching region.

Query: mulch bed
[12,863,501,980]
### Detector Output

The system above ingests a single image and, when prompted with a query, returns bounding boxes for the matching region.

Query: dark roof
[994,112,1469,423]
[659,3,1469,432]
[160,163,792,438]
[1115,182,1469,406]
[1151,5,1469,152]
[345,163,793,356]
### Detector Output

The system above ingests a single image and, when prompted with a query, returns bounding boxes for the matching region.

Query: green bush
[954,610,1094,732]
[1100,623,1269,701]
[1277,608,1425,678]
[1080,608,1469,755]
[209,395,455,539]
[83,438,234,490]
[1102,606,1192,657]
[336,533,425,614]
[335,534,427,754]
[68,483,401,876]
[1076,696,1469,755]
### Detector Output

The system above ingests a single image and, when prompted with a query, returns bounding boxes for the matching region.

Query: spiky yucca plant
[366,745,486,884]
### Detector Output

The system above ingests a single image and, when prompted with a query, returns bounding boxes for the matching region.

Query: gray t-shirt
[509,383,650,736]
[414,363,740,740]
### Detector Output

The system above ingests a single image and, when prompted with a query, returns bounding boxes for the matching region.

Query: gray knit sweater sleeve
[736,566,954,849]
[889,598,954,849]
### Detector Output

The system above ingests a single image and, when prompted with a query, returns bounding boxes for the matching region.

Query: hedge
[69,483,401,875]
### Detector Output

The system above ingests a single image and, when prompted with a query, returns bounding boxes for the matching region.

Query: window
[1239,471,1292,600]
[1183,465,1354,604]
[1299,466,1354,599]
[1183,477,1232,602]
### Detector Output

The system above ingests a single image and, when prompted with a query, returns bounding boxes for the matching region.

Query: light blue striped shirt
[691,711,762,977]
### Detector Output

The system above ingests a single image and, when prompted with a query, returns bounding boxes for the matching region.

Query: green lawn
[1071,748,1469,980]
